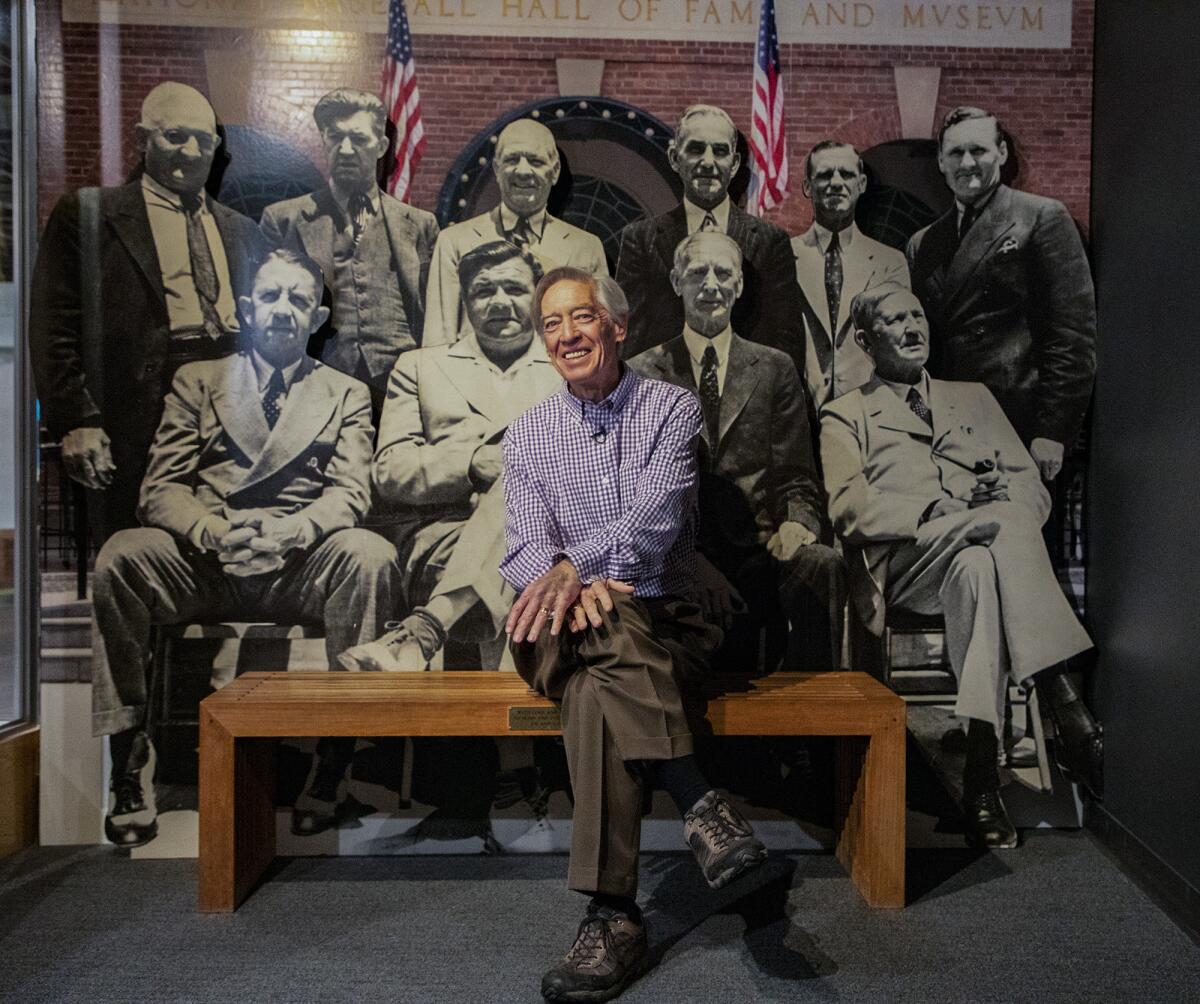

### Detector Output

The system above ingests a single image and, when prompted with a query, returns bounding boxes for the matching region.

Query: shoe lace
[112,773,145,811]
[694,804,735,851]
[564,917,610,968]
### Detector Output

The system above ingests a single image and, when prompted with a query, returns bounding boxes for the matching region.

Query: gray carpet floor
[2,834,1198,1002]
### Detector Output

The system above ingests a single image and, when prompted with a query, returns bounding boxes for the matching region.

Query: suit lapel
[211,352,270,462]
[652,206,689,275]
[717,334,759,445]
[295,187,338,275]
[379,192,417,282]
[864,376,932,439]
[795,226,832,350]
[239,357,338,491]
[928,378,962,449]
[941,186,1017,315]
[437,342,495,421]
[915,211,960,303]
[725,205,756,253]
[106,182,166,300]
[486,206,506,242]
[838,234,874,339]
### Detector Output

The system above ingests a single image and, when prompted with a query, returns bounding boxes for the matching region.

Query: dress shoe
[683,790,768,889]
[105,731,158,849]
[290,792,377,837]
[962,789,1018,849]
[338,610,445,671]
[541,903,648,1003]
[1039,672,1104,799]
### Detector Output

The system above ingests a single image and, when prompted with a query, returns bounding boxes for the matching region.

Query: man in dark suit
[630,232,845,671]
[907,105,1097,482]
[29,81,270,539]
[91,249,401,847]
[616,104,806,371]
[260,88,440,411]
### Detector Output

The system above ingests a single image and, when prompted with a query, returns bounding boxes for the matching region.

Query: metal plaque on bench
[508,706,562,731]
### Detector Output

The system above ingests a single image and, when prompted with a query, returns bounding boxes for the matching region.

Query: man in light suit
[90,249,401,847]
[631,232,845,671]
[616,104,806,370]
[792,141,909,409]
[423,118,607,347]
[341,241,561,670]
[30,81,269,538]
[260,89,440,409]
[907,105,1097,481]
[821,282,1101,847]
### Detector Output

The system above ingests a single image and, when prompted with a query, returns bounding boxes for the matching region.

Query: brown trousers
[512,593,721,896]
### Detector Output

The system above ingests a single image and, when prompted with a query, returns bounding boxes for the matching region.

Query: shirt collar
[558,364,639,424]
[879,368,931,403]
[249,348,304,392]
[684,197,730,235]
[499,203,548,241]
[813,220,858,254]
[450,330,549,372]
[141,173,206,213]
[330,181,381,217]
[682,325,732,371]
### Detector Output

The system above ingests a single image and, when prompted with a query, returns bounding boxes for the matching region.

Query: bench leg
[834,718,906,908]
[198,709,276,912]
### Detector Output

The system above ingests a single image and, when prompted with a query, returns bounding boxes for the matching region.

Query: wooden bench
[198,670,906,913]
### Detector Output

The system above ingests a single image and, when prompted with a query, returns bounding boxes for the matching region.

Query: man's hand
[566,578,636,634]
[925,497,969,523]
[1030,437,1065,481]
[766,521,818,562]
[969,467,1011,508]
[61,427,115,490]
[216,512,311,578]
[693,553,744,630]
[469,444,504,489]
[507,559,584,643]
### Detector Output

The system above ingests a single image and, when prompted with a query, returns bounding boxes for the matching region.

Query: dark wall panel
[1090,1,1200,894]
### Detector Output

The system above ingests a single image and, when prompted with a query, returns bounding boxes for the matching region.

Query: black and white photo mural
[32,0,1099,861]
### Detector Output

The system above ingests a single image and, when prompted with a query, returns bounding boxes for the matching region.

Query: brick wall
[36,2,1093,235]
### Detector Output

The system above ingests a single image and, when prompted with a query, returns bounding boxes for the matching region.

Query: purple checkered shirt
[500,366,701,598]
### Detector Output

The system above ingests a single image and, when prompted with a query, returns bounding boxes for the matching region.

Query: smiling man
[616,104,805,369]
[502,266,767,1003]
[630,232,846,671]
[424,118,608,347]
[30,80,269,538]
[821,281,1101,847]
[89,249,400,848]
[907,106,1097,481]
[792,140,909,408]
[260,89,439,410]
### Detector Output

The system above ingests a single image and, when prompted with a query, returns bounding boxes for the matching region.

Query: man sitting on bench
[502,266,767,1003]
[820,281,1101,849]
[91,248,401,847]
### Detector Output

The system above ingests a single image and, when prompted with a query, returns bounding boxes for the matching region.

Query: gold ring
[539,606,552,616]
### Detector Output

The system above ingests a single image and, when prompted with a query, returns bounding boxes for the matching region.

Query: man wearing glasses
[30,80,268,539]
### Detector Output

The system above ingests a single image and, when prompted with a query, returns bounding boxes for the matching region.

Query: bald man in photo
[423,118,608,346]
[30,81,269,539]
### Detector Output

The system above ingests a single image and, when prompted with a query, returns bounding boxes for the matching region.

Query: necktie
[700,211,719,233]
[348,191,374,244]
[699,344,721,454]
[824,229,844,342]
[958,204,978,244]
[179,192,224,340]
[262,368,287,430]
[907,387,932,428]
[509,218,535,251]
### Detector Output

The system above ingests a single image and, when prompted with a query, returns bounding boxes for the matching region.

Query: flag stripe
[749,0,787,215]
[381,0,424,203]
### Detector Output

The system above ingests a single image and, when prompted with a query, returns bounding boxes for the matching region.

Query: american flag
[748,0,788,216]
[380,0,426,202]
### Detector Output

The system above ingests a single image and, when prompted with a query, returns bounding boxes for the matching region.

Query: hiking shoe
[541,903,648,1002]
[683,790,767,889]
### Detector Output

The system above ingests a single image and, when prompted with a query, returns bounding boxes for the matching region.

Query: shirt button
[601,476,611,486]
